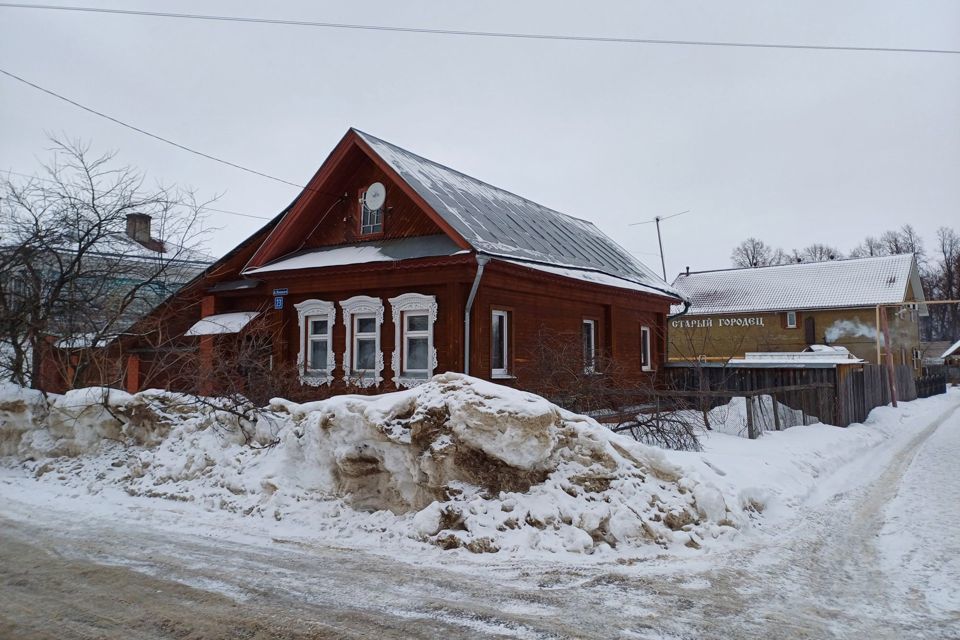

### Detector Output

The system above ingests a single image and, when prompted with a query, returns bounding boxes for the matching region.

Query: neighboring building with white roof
[668,254,927,368]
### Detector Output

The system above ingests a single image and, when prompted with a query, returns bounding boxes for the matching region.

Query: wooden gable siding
[247,131,469,270]
[305,152,444,248]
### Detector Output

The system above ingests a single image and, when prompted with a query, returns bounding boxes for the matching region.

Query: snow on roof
[354,130,682,301]
[185,311,260,336]
[941,339,960,359]
[244,235,465,275]
[500,259,680,299]
[729,348,864,367]
[672,254,923,315]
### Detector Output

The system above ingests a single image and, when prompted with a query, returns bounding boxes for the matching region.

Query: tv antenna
[629,210,690,280]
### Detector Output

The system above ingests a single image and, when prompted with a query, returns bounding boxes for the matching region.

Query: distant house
[26,213,212,390]
[667,254,927,368]
[931,339,960,383]
[115,128,682,395]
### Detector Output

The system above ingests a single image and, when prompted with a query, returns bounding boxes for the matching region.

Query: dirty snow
[0,374,747,556]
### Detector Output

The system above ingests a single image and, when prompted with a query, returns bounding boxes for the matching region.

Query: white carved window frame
[388,293,438,388]
[340,295,384,387]
[295,299,336,386]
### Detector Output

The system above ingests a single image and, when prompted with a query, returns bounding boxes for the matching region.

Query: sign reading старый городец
[671,316,767,329]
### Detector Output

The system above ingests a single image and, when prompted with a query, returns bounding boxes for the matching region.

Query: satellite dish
[363,182,386,210]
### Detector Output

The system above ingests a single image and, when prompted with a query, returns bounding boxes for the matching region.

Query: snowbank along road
[1,390,959,638]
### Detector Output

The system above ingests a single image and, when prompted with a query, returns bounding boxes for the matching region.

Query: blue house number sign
[273,288,288,310]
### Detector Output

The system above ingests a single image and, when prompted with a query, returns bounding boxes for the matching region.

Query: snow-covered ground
[1,378,958,638]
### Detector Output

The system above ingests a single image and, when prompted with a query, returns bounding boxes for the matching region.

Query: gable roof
[672,254,926,315]
[245,129,681,301]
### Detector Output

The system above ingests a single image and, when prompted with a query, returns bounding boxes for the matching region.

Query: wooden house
[115,129,683,396]
[667,254,927,369]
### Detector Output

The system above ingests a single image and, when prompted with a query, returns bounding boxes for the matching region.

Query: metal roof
[671,254,924,315]
[354,129,681,300]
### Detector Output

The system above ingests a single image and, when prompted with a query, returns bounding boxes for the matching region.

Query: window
[294,299,336,386]
[388,293,438,387]
[582,319,596,373]
[786,311,797,329]
[640,326,652,371]
[308,318,330,372]
[404,313,430,373]
[354,315,378,372]
[359,189,383,235]
[341,295,384,386]
[491,310,510,377]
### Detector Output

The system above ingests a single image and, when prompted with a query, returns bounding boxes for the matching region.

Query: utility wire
[0,3,957,55]
[0,67,306,189]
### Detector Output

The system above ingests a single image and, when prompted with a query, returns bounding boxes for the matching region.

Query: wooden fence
[915,372,947,399]
[665,363,924,428]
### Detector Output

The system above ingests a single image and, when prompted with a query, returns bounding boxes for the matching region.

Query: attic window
[360,201,382,235]
[359,183,385,235]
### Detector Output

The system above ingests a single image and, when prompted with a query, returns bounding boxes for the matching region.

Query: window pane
[356,338,376,370]
[310,319,328,335]
[406,314,428,332]
[583,322,594,356]
[492,314,504,370]
[641,329,650,367]
[309,340,328,370]
[361,205,383,234]
[356,317,376,334]
[406,336,429,370]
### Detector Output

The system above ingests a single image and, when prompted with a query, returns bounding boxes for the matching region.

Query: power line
[0,67,306,189]
[2,168,272,220]
[1,3,958,55]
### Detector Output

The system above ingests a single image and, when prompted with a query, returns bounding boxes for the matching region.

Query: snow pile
[0,383,48,456]
[705,395,811,436]
[0,374,745,554]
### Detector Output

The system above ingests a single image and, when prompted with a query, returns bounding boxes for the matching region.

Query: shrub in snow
[0,374,745,554]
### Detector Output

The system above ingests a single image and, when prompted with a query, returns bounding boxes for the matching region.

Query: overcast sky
[2,1,958,280]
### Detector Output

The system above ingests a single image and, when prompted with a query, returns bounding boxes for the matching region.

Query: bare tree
[922,226,960,341]
[797,243,843,263]
[849,235,886,258]
[0,138,209,389]
[881,225,925,260]
[730,238,787,268]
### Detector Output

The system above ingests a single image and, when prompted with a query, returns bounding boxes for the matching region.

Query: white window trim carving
[295,299,336,386]
[388,293,438,388]
[341,295,384,387]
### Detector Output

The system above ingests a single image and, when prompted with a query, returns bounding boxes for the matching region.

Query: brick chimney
[126,213,152,245]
